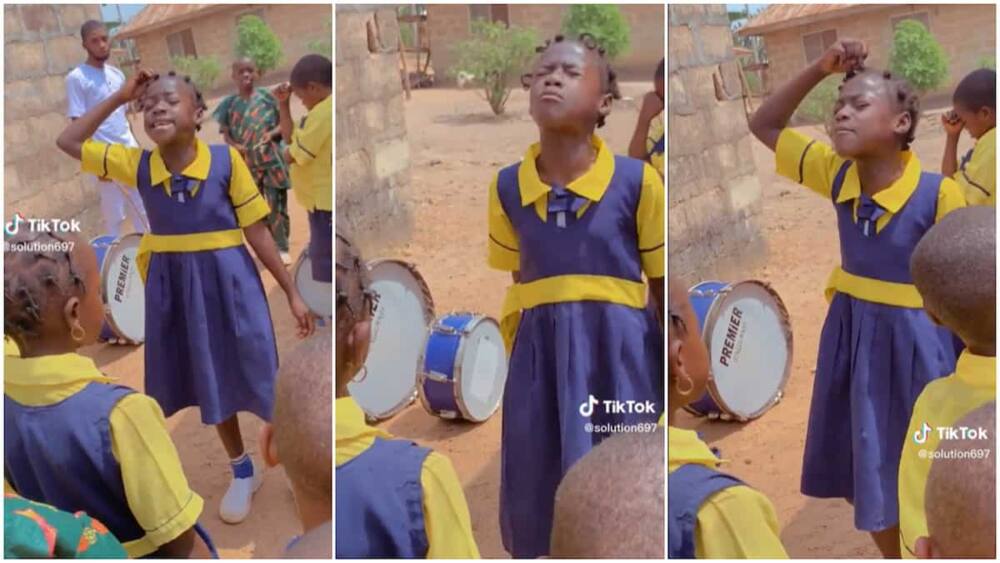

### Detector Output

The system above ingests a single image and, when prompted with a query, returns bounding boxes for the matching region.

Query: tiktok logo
[4,213,24,236]
[579,395,599,417]
[913,422,932,445]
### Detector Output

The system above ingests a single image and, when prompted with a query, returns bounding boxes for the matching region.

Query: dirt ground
[64,86,315,559]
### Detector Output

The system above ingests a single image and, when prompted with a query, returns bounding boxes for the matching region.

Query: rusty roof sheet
[739,4,889,36]
[114,4,236,40]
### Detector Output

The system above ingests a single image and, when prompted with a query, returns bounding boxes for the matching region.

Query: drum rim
[356,258,435,421]
[97,233,144,344]
[293,251,332,319]
[696,279,794,421]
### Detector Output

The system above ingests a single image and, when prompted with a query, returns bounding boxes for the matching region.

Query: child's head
[655,58,665,101]
[335,230,374,397]
[140,71,208,144]
[952,68,996,139]
[524,33,621,132]
[261,334,332,532]
[910,206,995,350]
[231,57,257,91]
[550,428,664,557]
[915,402,996,559]
[289,54,332,110]
[832,68,920,157]
[4,231,103,355]
[80,20,110,63]
[667,276,710,413]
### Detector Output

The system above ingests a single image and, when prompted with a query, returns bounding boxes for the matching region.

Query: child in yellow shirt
[941,68,995,206]
[899,206,995,557]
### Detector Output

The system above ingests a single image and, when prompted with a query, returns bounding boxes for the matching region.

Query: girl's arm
[272,83,294,144]
[628,91,663,160]
[649,277,664,326]
[152,527,212,558]
[749,39,868,150]
[243,221,315,337]
[941,113,964,177]
[57,69,153,160]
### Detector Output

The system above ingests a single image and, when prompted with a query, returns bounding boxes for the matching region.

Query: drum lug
[423,370,451,383]
[439,410,459,420]
[435,324,458,335]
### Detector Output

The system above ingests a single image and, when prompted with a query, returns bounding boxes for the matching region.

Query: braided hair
[4,232,87,348]
[841,68,921,150]
[336,230,373,339]
[526,33,622,128]
[148,71,209,131]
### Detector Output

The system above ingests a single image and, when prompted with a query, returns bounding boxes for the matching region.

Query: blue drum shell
[421,314,476,415]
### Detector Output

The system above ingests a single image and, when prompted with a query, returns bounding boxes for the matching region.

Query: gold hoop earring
[675,373,694,396]
[71,324,86,343]
[352,365,368,384]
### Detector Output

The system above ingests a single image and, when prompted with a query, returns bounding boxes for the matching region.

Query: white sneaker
[280,252,292,266]
[219,459,264,524]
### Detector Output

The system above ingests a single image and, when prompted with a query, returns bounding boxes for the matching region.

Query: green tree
[308,18,332,58]
[888,19,948,93]
[794,74,841,135]
[171,55,221,92]
[235,15,283,76]
[451,20,537,116]
[560,5,630,60]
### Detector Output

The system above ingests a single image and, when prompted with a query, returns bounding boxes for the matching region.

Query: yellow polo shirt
[289,95,332,212]
[669,427,788,558]
[955,127,995,206]
[4,353,203,558]
[647,111,664,177]
[6,337,20,356]
[336,397,480,558]
[80,137,270,228]
[898,351,996,558]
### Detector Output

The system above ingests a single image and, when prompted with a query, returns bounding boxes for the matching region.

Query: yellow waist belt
[499,274,648,353]
[136,229,244,282]
[824,266,924,309]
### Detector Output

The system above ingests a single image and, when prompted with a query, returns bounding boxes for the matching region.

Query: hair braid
[529,33,622,128]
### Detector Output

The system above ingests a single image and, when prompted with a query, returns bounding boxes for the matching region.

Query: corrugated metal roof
[739,4,884,36]
[115,4,236,40]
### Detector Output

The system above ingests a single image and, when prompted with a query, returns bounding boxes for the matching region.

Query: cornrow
[841,68,921,150]
[150,71,209,131]
[531,33,622,128]
[335,230,370,335]
[4,231,86,346]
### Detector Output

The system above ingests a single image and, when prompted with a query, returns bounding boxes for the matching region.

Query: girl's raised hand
[941,110,964,137]
[119,68,155,103]
[272,82,292,103]
[817,39,868,75]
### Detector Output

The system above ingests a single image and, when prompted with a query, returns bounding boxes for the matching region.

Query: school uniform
[954,127,995,206]
[488,135,664,558]
[668,427,788,558]
[288,95,332,282]
[4,353,204,558]
[80,137,278,424]
[775,128,967,531]
[5,337,20,357]
[647,110,664,177]
[66,63,148,236]
[898,351,995,558]
[335,397,480,558]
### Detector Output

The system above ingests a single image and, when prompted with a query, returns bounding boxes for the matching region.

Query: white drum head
[703,280,792,420]
[456,317,507,421]
[350,260,434,420]
[102,233,144,342]
[294,252,332,318]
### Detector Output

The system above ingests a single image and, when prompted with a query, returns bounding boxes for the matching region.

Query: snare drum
[349,259,435,421]
[294,252,331,320]
[418,313,507,422]
[91,234,145,344]
[685,280,793,421]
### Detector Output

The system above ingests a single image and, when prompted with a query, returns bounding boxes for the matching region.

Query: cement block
[5,6,21,37]
[46,34,83,76]
[668,25,694,73]
[373,138,409,180]
[20,5,58,35]
[728,174,763,212]
[6,41,48,80]
[697,25,733,66]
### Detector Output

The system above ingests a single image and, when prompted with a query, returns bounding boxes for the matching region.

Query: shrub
[235,15,283,76]
[560,5,630,60]
[794,74,841,134]
[888,19,948,93]
[171,55,221,93]
[308,18,332,58]
[450,20,538,115]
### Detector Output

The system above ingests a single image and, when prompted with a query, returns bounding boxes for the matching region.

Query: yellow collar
[954,350,997,389]
[4,353,113,405]
[517,135,615,207]
[149,138,212,188]
[835,151,922,213]
[309,95,332,115]
[336,396,391,442]
[667,425,728,471]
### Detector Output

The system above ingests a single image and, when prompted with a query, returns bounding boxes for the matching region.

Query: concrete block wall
[668,4,766,284]
[4,3,105,231]
[335,7,412,253]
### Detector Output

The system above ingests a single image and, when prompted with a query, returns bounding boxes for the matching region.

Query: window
[891,12,931,33]
[469,4,509,26]
[166,29,197,59]
[802,29,838,64]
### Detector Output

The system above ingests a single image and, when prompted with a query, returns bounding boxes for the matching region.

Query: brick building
[4,4,107,229]
[669,4,765,282]
[739,4,996,97]
[426,4,664,85]
[115,4,331,91]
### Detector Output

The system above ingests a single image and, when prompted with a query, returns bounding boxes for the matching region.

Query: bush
[171,55,221,93]
[560,5,630,60]
[235,15,283,76]
[308,18,332,58]
[451,20,538,116]
[794,74,841,134]
[889,19,948,93]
